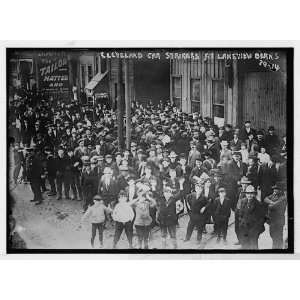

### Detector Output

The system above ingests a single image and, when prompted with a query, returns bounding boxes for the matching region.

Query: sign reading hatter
[37,51,70,97]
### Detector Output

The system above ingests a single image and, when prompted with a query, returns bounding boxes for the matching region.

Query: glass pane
[95,57,99,74]
[172,77,181,99]
[81,65,85,87]
[191,79,200,101]
[213,80,224,104]
[191,101,201,113]
[213,105,224,118]
[88,65,93,82]
[101,58,107,73]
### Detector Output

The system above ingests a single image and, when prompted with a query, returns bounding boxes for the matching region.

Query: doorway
[134,60,170,107]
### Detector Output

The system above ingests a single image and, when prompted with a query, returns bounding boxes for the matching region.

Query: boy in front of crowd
[80,195,112,248]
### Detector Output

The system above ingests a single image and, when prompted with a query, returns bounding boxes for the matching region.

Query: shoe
[48,192,57,196]
[183,239,190,242]
[57,196,62,200]
[71,197,77,201]
[65,196,71,200]
[30,199,37,202]
[35,201,43,205]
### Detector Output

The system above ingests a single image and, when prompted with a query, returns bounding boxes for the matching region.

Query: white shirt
[258,152,270,165]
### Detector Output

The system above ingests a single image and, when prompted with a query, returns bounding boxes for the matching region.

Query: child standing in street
[80,194,112,248]
[112,190,135,249]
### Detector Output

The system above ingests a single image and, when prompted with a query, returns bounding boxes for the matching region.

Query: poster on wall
[37,51,70,99]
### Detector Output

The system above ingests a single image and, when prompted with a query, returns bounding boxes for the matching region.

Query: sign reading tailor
[38,51,70,94]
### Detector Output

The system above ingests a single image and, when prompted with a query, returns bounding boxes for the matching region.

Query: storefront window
[172,76,182,108]
[95,56,99,74]
[101,58,107,74]
[81,65,86,88]
[212,80,225,126]
[191,79,201,113]
[87,65,93,82]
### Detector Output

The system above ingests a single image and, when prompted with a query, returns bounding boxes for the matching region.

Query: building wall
[109,59,135,109]
[170,51,230,126]
[239,71,286,136]
[170,52,287,133]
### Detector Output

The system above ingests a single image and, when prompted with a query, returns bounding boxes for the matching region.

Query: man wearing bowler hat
[264,183,287,249]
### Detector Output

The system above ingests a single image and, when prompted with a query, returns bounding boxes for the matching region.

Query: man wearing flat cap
[238,185,265,249]
[214,187,232,243]
[264,183,287,249]
[264,126,280,156]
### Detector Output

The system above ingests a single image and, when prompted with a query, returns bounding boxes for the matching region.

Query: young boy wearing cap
[214,187,232,243]
[81,195,112,248]
[153,178,185,249]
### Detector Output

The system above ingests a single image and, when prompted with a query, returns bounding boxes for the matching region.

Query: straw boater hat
[221,140,229,146]
[169,151,177,158]
[245,185,256,194]
[103,167,113,175]
[240,176,251,185]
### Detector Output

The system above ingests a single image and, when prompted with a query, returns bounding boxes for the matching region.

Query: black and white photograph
[6,47,293,253]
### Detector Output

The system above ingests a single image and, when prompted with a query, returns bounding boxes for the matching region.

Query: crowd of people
[9,89,288,250]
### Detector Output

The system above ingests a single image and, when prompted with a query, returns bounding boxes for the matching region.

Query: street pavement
[10,183,288,250]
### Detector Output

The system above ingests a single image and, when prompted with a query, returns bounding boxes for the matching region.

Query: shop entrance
[134,60,170,107]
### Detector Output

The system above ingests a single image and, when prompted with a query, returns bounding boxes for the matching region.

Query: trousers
[91,222,105,246]
[215,217,229,240]
[185,218,205,241]
[270,223,284,249]
[135,225,151,248]
[113,221,133,248]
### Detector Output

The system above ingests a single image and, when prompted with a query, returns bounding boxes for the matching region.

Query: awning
[85,70,108,91]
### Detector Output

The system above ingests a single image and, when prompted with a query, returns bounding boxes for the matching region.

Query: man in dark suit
[184,183,211,244]
[239,120,256,142]
[214,187,232,243]
[264,126,280,156]
[264,183,287,249]
[225,151,247,209]
[153,179,184,249]
[238,185,265,249]
[27,149,44,205]
[55,149,68,200]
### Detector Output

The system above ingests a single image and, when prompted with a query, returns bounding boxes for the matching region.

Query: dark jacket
[186,192,210,223]
[214,197,231,222]
[238,197,265,237]
[155,190,183,226]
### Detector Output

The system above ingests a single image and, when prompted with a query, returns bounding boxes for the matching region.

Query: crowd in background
[8,88,288,249]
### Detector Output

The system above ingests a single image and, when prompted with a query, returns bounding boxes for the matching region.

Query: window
[190,79,201,113]
[9,59,18,74]
[212,80,225,126]
[81,65,86,87]
[172,77,182,108]
[95,56,99,74]
[100,58,107,73]
[87,65,93,82]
